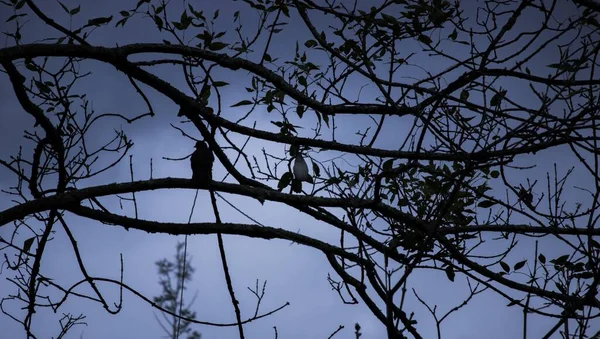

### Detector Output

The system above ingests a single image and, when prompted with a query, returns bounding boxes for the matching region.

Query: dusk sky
[1,0,599,338]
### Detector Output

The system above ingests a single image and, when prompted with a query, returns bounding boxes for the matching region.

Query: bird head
[195,141,208,149]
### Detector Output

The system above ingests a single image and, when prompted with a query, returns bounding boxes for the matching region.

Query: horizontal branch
[1,178,595,237]
[67,205,370,266]
[0,43,584,161]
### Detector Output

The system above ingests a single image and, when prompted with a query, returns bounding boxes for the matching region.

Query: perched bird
[292,152,312,192]
[190,141,214,188]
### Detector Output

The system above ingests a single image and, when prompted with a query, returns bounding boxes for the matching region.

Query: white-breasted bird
[293,152,313,192]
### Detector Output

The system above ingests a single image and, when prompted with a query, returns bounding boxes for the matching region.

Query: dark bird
[518,187,533,206]
[190,141,214,188]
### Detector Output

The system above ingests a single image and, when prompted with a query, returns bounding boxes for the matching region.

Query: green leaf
[382,159,394,172]
[304,39,317,48]
[445,265,455,282]
[212,81,229,87]
[230,100,253,107]
[490,89,506,107]
[418,34,432,44]
[538,253,546,264]
[298,75,307,87]
[506,299,520,307]
[57,1,68,13]
[208,42,228,51]
[136,0,151,9]
[513,260,526,271]
[153,15,163,30]
[460,89,469,101]
[34,80,51,94]
[500,261,510,273]
[448,28,457,40]
[23,237,35,253]
[550,254,569,266]
[87,16,113,26]
[477,200,496,208]
[70,5,80,15]
[6,13,27,22]
[322,112,329,127]
[116,17,128,27]
[278,172,292,191]
[296,105,305,118]
[312,161,320,177]
[120,11,130,17]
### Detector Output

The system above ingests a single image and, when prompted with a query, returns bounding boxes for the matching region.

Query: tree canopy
[1,0,600,338]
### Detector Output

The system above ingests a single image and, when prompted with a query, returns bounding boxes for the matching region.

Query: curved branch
[66,205,372,267]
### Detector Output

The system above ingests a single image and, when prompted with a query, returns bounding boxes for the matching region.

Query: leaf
[116,17,128,27]
[70,5,80,15]
[477,200,496,208]
[500,261,510,273]
[513,260,526,271]
[304,39,317,48]
[506,299,520,307]
[312,161,320,177]
[460,89,469,101]
[296,104,305,118]
[382,159,394,172]
[321,112,330,127]
[490,89,507,107]
[490,170,499,178]
[418,34,432,44]
[550,254,569,266]
[448,28,457,40]
[208,42,228,51]
[136,0,151,9]
[34,80,51,94]
[278,172,292,191]
[23,237,35,253]
[87,16,113,27]
[298,75,307,87]
[230,100,253,107]
[6,13,27,22]
[538,254,546,264]
[445,265,455,282]
[212,81,229,87]
[153,15,163,30]
[57,0,68,13]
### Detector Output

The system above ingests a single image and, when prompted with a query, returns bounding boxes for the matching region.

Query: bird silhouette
[190,141,214,188]
[292,152,312,192]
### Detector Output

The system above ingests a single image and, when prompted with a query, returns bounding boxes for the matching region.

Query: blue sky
[1,0,599,338]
